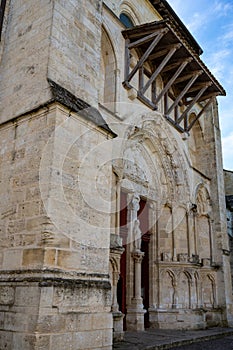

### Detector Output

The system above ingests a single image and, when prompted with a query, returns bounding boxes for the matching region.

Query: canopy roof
[122,20,225,132]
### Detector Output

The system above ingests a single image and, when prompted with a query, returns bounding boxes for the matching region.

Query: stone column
[127,251,146,331]
[126,193,146,331]
[208,217,215,264]
[171,207,177,261]
[110,236,124,342]
[193,212,199,258]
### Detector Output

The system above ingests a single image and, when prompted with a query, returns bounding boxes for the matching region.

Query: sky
[168,0,233,170]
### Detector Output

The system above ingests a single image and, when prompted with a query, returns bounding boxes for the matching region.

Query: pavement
[113,327,233,349]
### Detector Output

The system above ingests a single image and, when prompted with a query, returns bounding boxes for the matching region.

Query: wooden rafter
[186,96,217,131]
[153,58,192,106]
[177,84,212,124]
[128,30,163,49]
[140,43,181,94]
[123,27,169,87]
[166,71,203,116]
[122,20,225,132]
[162,58,190,73]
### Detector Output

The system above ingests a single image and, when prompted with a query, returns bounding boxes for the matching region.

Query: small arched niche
[188,113,206,172]
[100,27,117,112]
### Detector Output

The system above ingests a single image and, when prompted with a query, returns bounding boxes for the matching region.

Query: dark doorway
[118,191,128,330]
[139,199,150,328]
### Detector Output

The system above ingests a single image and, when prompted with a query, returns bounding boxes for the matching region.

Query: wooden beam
[128,30,164,49]
[152,58,191,106]
[140,43,181,94]
[139,67,144,91]
[137,91,157,110]
[186,96,216,131]
[162,58,192,73]
[164,115,185,133]
[148,43,181,60]
[184,90,216,105]
[152,80,157,104]
[174,70,203,84]
[148,47,169,60]
[185,82,210,94]
[196,91,218,103]
[125,28,169,82]
[166,71,203,116]
[177,84,210,124]
[123,28,169,85]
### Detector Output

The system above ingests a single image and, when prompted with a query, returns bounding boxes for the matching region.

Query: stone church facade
[0,0,232,349]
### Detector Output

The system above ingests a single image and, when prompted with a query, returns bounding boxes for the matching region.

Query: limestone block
[73,330,103,349]
[37,314,66,333]
[57,250,80,270]
[50,333,73,350]
[76,313,94,332]
[44,249,56,266]
[0,331,13,350]
[34,335,51,350]
[4,312,37,332]
[22,249,45,268]
[12,334,36,350]
[2,250,22,270]
[40,286,54,308]
[92,312,113,330]
[14,286,41,307]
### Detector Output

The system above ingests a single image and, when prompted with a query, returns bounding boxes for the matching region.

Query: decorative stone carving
[133,219,142,252]
[161,251,172,262]
[178,253,189,262]
[130,192,140,213]
[189,254,200,264]
[202,258,211,267]
[110,234,122,249]
[0,286,14,305]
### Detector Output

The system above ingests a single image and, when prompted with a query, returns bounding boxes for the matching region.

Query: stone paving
[171,335,233,350]
[113,327,233,350]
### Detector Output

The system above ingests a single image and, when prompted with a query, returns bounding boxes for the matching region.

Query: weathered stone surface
[0,0,232,349]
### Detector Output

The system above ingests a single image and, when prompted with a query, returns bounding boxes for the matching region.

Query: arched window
[120,13,134,28]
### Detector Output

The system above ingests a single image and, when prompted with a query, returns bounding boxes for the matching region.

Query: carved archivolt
[116,114,191,207]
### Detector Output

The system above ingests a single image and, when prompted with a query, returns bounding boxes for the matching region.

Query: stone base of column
[126,298,146,331]
[112,311,124,342]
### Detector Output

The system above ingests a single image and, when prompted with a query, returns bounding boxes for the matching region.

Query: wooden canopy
[122,20,226,133]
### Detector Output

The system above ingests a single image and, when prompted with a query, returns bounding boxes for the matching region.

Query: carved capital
[132,251,144,263]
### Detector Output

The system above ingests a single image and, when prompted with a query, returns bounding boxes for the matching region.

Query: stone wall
[0,104,114,349]
[0,0,232,348]
[225,170,233,196]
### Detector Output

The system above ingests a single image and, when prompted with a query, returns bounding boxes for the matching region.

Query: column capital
[132,251,144,263]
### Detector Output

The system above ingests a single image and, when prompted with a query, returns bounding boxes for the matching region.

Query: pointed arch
[188,112,206,172]
[100,26,117,112]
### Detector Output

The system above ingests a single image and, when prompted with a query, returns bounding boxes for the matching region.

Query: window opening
[120,13,134,28]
